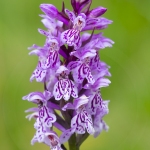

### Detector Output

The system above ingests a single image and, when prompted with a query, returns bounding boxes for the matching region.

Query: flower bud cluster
[23,1,114,150]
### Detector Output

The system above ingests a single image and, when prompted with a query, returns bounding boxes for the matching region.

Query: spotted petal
[30,67,47,82]
[39,106,56,127]
[71,108,94,134]
[53,81,63,100]
[69,62,95,84]
[60,127,76,144]
[38,28,49,36]
[86,90,102,115]
[61,29,81,49]
[71,115,85,134]
[65,9,76,22]
[53,79,78,101]
[31,118,46,144]
[94,119,109,138]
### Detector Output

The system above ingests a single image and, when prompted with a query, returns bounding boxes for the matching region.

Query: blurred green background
[0,0,150,150]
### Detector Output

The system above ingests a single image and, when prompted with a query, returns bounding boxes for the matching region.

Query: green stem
[76,133,89,148]
[68,133,79,150]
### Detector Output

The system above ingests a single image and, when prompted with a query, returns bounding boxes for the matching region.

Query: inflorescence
[22,0,114,150]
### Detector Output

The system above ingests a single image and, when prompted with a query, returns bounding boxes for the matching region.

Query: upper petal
[40,4,69,25]
[82,17,113,31]
[73,95,89,109]
[88,7,107,18]
[22,92,45,103]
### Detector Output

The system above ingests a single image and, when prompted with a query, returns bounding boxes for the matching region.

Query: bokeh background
[1,0,150,150]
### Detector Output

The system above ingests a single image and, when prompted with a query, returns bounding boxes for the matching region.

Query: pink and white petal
[73,95,89,109]
[63,80,72,101]
[99,100,110,117]
[59,127,76,144]
[75,117,86,134]
[43,90,52,101]
[81,32,91,42]
[48,51,60,69]
[96,37,114,49]
[28,44,41,50]
[22,92,45,103]
[63,90,70,101]
[41,18,56,29]
[71,114,85,134]
[53,82,63,100]
[83,18,112,31]
[31,135,38,145]
[71,115,78,128]
[39,106,56,127]
[84,65,95,84]
[40,4,58,17]
[85,115,94,134]
[25,112,38,121]
[67,61,82,70]
[44,132,60,145]
[70,80,78,98]
[62,103,74,111]
[25,107,39,113]
[29,49,44,57]
[65,9,76,22]
[38,28,49,36]
[94,120,109,138]
[56,66,69,76]
[40,4,69,25]
[61,29,81,49]
[72,65,84,84]
[98,78,111,88]
[81,49,96,59]
[30,68,47,82]
[56,20,63,28]
[73,14,86,30]
[86,91,102,115]
[85,18,99,26]
[44,113,57,127]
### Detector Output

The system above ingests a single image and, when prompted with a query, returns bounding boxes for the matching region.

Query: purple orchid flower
[60,95,94,143]
[61,10,86,49]
[28,38,61,82]
[93,100,110,137]
[85,90,102,115]
[22,90,52,104]
[53,65,78,101]
[29,38,60,70]
[32,118,62,150]
[68,48,96,84]
[61,8,112,49]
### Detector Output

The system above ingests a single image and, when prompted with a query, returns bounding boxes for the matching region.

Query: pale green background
[0,0,150,150]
